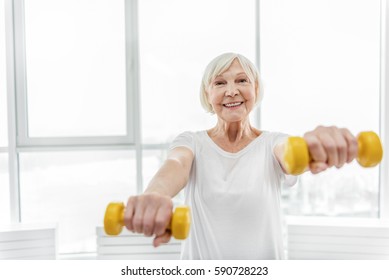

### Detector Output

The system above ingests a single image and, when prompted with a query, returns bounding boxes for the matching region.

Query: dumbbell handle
[104,202,190,240]
[284,131,383,175]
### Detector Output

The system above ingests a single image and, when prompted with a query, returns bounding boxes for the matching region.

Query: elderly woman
[123,53,358,259]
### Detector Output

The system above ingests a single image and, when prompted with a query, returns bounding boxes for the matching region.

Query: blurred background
[0,0,387,258]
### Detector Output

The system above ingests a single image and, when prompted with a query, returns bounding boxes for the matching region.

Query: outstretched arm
[124,146,194,247]
[274,126,358,175]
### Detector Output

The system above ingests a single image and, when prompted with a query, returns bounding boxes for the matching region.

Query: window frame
[257,0,388,219]
[5,0,143,223]
[12,0,138,147]
[379,0,389,218]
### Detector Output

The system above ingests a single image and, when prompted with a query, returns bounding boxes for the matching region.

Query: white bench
[287,216,389,259]
[96,227,181,260]
[0,223,57,260]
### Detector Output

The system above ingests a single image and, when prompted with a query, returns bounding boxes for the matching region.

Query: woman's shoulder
[169,130,207,152]
[259,130,288,138]
[173,130,206,139]
[256,130,289,146]
[259,133,292,159]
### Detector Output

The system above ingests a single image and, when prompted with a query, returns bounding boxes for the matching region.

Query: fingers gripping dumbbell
[104,202,191,239]
[284,131,383,175]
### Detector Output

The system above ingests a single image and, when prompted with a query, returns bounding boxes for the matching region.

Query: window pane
[0,154,10,225]
[24,0,126,137]
[261,0,380,217]
[0,0,7,147]
[283,162,379,217]
[139,0,256,143]
[19,150,136,254]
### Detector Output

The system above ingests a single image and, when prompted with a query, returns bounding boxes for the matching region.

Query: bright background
[0,0,383,256]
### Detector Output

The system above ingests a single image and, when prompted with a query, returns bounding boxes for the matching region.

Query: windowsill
[286,215,389,228]
[0,222,58,231]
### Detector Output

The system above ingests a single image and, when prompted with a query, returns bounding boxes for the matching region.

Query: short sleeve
[169,131,196,154]
[270,132,298,187]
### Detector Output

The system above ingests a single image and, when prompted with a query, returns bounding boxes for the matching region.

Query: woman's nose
[225,85,239,96]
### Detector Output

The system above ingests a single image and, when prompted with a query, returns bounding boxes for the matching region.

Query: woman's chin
[220,114,247,123]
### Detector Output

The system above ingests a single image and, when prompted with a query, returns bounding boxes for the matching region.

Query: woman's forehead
[214,59,246,77]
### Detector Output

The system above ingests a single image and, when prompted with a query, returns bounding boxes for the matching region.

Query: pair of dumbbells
[104,131,383,238]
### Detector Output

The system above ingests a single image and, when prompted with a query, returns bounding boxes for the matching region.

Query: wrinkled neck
[210,118,257,143]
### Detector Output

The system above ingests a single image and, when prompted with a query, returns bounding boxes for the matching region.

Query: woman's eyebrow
[215,72,247,79]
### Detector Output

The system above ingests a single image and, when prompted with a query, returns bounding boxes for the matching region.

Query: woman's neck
[208,119,259,144]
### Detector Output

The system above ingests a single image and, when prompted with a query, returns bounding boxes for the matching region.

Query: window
[260,0,381,217]
[139,0,257,144]
[0,0,7,147]
[18,0,131,145]
[0,0,10,225]
[19,150,136,253]
[4,0,138,254]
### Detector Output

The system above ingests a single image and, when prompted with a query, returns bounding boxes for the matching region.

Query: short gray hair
[200,53,263,114]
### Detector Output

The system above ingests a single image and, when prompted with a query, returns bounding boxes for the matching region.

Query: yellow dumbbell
[284,131,383,175]
[104,202,191,240]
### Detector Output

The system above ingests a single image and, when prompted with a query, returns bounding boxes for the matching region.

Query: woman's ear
[205,90,215,113]
[206,92,212,111]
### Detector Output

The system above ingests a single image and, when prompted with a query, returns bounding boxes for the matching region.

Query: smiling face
[206,59,257,123]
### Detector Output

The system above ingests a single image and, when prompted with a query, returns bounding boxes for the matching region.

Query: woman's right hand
[123,192,174,247]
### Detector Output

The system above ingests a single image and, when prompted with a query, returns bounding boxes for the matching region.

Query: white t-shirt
[169,130,297,260]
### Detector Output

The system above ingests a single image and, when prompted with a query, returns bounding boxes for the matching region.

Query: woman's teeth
[224,102,242,108]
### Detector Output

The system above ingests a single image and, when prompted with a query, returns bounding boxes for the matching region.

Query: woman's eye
[239,79,248,83]
[214,81,225,86]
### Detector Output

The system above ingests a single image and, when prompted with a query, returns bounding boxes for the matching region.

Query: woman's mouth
[223,102,243,108]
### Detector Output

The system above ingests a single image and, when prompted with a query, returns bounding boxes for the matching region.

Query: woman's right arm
[123,146,194,247]
[144,146,194,197]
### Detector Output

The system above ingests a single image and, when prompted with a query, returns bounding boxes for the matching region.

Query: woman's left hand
[303,126,359,174]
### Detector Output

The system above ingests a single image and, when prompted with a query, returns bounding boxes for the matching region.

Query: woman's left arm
[274,126,359,175]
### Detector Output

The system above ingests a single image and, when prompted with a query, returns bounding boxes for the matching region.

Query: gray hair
[200,53,264,114]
